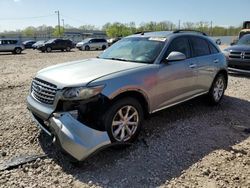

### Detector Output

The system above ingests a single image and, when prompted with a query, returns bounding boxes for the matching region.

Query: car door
[189,37,217,92]
[53,39,61,50]
[153,37,198,110]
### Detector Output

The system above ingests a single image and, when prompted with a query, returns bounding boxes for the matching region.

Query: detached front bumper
[30,112,111,161]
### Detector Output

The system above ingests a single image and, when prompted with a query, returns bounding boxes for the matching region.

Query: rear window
[190,37,210,57]
[208,42,219,54]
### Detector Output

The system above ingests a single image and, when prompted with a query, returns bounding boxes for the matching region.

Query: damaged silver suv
[27,30,228,161]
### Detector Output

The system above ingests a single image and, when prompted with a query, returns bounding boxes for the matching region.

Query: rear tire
[102,97,144,143]
[13,48,22,54]
[102,45,107,50]
[207,74,226,105]
[66,46,71,52]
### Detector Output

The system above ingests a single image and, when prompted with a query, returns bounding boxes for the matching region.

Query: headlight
[63,85,105,100]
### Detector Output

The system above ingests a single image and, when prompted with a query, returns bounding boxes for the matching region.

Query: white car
[76,38,108,51]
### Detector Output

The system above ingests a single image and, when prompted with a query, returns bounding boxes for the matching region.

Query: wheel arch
[107,90,150,117]
[216,69,228,88]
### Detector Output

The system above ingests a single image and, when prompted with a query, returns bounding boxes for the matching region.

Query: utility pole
[61,19,65,29]
[178,20,181,30]
[210,21,213,36]
[55,10,61,37]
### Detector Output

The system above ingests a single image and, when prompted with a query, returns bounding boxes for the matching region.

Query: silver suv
[0,39,25,54]
[27,30,228,161]
[76,38,108,51]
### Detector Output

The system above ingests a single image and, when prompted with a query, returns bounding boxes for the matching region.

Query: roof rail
[134,31,151,35]
[173,29,207,36]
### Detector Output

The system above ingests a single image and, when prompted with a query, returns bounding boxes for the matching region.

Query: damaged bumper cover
[30,112,111,161]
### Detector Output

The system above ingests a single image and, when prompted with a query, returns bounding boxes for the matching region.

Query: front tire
[207,74,226,105]
[103,97,143,143]
[66,46,71,52]
[85,45,90,51]
[46,47,52,52]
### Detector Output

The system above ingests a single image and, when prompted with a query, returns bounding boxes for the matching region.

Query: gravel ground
[0,49,249,188]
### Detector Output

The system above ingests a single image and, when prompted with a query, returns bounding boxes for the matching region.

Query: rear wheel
[103,97,143,143]
[207,74,226,105]
[66,46,71,52]
[85,45,90,51]
[13,47,22,54]
[102,45,107,50]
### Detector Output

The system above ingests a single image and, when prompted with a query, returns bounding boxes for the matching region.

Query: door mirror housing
[166,51,186,62]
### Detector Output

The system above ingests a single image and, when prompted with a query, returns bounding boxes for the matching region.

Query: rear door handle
[213,59,219,63]
[189,64,197,68]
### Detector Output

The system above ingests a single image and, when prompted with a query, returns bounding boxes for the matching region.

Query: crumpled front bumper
[31,112,111,161]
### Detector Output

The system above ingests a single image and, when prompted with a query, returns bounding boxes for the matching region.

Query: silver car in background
[0,39,25,54]
[27,30,228,161]
[76,38,108,51]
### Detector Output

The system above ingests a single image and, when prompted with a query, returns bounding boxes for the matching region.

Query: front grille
[31,78,57,105]
[229,51,250,60]
[229,51,241,59]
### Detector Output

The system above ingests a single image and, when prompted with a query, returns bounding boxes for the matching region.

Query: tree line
[1,21,242,38]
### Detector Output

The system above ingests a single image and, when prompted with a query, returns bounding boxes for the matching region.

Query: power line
[0,14,55,21]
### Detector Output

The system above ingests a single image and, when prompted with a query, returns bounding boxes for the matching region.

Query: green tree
[22,26,36,37]
[52,26,64,37]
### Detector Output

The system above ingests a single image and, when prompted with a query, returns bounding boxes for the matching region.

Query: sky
[0,0,249,32]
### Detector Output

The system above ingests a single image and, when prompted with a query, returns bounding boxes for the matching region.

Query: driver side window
[165,37,191,58]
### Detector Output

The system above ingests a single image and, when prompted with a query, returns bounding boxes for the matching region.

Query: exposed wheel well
[110,91,149,117]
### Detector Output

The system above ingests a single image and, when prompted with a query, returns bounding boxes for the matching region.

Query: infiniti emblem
[36,85,42,92]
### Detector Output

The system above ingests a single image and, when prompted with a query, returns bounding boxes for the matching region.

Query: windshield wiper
[104,57,130,62]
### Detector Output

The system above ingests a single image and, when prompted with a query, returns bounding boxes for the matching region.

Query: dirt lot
[0,49,249,188]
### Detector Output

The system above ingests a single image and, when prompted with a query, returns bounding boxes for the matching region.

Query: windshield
[99,37,166,64]
[237,34,250,45]
[46,39,56,43]
[81,38,91,43]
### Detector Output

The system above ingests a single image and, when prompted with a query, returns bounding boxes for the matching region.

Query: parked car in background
[37,39,74,52]
[223,34,250,73]
[0,39,25,54]
[23,40,36,49]
[27,30,228,161]
[76,38,108,51]
[107,37,122,46]
[32,40,45,49]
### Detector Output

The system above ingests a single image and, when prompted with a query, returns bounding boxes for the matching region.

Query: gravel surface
[0,49,249,188]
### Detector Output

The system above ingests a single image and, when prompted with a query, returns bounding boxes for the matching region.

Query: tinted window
[166,37,191,58]
[190,37,210,57]
[91,39,98,43]
[208,42,219,54]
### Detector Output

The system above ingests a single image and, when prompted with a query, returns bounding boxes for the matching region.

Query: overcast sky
[0,0,249,32]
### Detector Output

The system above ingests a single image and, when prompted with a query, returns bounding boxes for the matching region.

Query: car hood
[36,58,147,88]
[225,45,250,51]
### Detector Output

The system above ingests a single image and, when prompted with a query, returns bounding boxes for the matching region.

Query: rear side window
[208,42,219,54]
[166,37,191,58]
[190,37,210,57]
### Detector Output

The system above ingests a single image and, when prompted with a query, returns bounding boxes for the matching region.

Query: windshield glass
[81,38,91,43]
[237,34,250,45]
[46,39,56,43]
[99,37,166,64]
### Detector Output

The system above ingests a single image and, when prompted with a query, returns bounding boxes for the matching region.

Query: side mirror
[215,39,221,45]
[166,51,186,62]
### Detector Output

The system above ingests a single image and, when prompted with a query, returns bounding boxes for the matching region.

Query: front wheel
[46,47,52,52]
[207,74,226,105]
[103,97,143,143]
[66,46,71,52]
[85,45,90,51]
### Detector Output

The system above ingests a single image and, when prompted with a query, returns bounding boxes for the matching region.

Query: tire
[61,49,64,52]
[207,74,226,105]
[13,48,22,54]
[66,46,71,52]
[102,97,144,143]
[46,47,52,52]
[102,45,107,50]
[85,45,90,51]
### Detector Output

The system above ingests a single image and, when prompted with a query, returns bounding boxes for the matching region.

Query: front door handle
[189,64,197,68]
